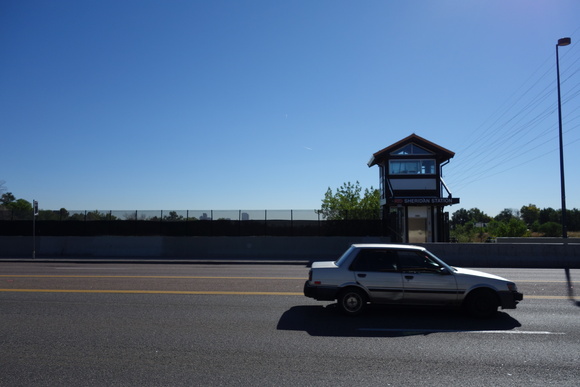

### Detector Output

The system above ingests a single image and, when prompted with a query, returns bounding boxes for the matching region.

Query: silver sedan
[304,244,523,318]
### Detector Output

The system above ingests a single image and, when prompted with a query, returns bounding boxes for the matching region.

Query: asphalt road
[1,263,579,386]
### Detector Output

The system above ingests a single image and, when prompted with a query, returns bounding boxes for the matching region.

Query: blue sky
[1,0,580,217]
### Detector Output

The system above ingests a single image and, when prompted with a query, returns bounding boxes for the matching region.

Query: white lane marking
[55,267,127,270]
[357,328,565,335]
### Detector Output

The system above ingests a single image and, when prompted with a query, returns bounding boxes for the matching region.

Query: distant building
[368,134,459,243]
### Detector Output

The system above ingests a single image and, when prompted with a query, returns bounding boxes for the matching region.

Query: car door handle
[357,273,367,278]
[405,275,414,280]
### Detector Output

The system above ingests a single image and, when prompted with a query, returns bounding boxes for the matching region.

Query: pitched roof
[367,133,455,167]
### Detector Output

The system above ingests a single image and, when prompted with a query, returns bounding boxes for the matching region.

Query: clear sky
[1,0,580,217]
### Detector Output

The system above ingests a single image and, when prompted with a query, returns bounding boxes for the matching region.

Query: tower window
[390,144,433,156]
[389,159,435,175]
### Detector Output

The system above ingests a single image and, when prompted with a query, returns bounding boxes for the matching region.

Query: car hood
[453,267,509,282]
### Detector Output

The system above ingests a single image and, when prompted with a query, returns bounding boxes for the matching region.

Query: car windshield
[425,250,457,271]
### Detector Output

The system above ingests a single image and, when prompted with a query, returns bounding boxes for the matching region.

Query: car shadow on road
[277,304,522,337]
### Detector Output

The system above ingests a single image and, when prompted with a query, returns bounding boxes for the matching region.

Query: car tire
[338,288,367,316]
[465,289,499,318]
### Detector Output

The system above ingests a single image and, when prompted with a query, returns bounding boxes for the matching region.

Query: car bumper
[498,290,524,309]
[303,281,337,301]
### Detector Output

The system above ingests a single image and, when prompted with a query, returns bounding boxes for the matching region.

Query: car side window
[397,251,442,273]
[350,250,398,272]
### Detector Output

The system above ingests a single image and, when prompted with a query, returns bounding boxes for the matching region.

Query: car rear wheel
[338,288,367,316]
[465,289,499,318]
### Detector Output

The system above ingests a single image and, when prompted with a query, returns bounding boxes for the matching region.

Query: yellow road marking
[0,276,575,283]
[0,289,303,295]
[0,275,305,280]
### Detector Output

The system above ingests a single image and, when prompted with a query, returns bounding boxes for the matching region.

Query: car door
[397,250,458,305]
[350,249,403,304]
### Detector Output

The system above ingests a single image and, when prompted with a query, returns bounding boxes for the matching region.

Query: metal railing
[0,209,380,221]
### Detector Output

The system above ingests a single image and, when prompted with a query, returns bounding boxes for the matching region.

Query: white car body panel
[304,244,523,316]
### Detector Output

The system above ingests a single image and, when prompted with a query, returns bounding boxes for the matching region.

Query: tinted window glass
[397,250,442,273]
[350,249,398,272]
[389,159,436,175]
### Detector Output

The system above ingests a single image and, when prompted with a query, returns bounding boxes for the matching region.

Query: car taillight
[308,270,312,281]
[507,282,518,292]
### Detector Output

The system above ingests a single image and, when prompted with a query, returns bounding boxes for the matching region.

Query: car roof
[351,244,426,250]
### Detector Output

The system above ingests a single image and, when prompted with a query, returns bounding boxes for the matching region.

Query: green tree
[320,181,379,220]
[520,204,540,227]
[5,198,32,213]
[450,222,478,242]
[164,211,184,221]
[488,218,529,237]
[59,208,70,220]
[538,222,561,237]
[37,208,70,221]
[568,208,580,232]
[38,210,59,220]
[495,208,519,223]
[450,208,470,227]
[86,210,109,221]
[539,207,559,224]
[468,208,492,223]
[1,192,16,206]
[450,208,491,228]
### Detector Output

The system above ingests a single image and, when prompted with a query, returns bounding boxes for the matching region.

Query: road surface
[1,263,579,386]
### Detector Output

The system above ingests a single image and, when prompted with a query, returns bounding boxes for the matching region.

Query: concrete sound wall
[418,242,580,268]
[1,236,579,268]
[0,236,389,261]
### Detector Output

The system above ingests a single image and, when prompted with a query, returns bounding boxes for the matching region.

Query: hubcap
[345,294,361,311]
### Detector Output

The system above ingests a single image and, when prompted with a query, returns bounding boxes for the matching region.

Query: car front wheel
[465,289,499,318]
[338,288,367,316]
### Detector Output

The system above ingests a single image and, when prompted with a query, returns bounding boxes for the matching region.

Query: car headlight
[507,282,518,292]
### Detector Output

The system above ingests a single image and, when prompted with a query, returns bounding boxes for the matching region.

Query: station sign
[388,197,460,206]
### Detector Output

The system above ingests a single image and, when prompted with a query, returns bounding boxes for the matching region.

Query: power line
[445,36,580,192]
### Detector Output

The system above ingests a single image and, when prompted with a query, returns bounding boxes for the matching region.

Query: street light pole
[556,37,571,239]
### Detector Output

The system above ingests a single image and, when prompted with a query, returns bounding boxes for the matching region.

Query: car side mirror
[439,267,451,275]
